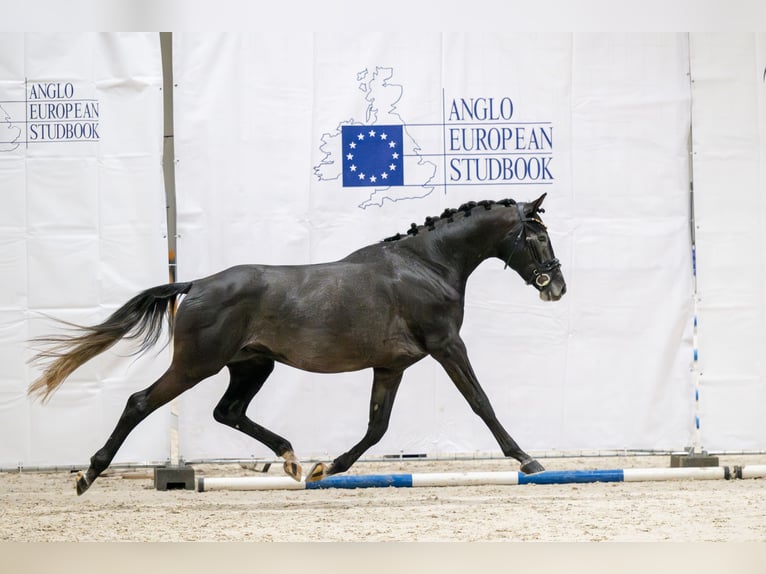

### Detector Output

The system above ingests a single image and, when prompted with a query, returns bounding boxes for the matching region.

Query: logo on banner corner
[0,81,101,152]
[0,104,21,152]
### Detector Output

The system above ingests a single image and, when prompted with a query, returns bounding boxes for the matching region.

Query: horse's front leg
[429,335,544,475]
[306,367,403,482]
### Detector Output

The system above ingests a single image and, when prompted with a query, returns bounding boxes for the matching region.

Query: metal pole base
[154,465,195,491]
[670,453,719,468]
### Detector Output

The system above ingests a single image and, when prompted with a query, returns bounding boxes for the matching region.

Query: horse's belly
[254,327,425,373]
[248,278,425,372]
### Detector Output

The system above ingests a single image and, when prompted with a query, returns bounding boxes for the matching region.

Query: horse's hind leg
[76,365,206,495]
[307,367,403,482]
[213,358,301,481]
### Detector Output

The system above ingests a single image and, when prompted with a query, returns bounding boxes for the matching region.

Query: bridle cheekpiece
[504,203,561,290]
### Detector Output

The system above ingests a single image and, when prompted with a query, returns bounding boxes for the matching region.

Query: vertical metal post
[160,32,182,470]
[670,34,717,469]
[160,32,177,285]
[688,34,702,456]
[154,32,193,489]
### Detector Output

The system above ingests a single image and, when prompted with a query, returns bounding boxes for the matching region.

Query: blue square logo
[342,125,404,187]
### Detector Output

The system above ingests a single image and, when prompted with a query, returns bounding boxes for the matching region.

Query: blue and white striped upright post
[693,311,703,454]
[676,115,718,468]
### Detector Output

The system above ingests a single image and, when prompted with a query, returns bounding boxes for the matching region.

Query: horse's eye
[537,235,547,243]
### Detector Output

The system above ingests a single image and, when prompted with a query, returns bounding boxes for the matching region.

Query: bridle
[503,203,561,290]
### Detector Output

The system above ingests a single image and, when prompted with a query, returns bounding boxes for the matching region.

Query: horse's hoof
[75,471,91,496]
[520,459,545,475]
[305,462,328,482]
[283,460,302,482]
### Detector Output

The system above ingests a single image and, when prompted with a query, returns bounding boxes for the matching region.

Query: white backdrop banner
[691,33,766,451]
[0,33,170,467]
[173,33,695,463]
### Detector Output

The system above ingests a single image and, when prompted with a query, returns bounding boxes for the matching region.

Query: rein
[504,204,561,289]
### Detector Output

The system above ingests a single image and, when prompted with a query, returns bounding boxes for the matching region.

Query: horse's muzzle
[539,277,566,301]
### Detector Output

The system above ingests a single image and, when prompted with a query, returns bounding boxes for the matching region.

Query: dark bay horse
[29,193,565,495]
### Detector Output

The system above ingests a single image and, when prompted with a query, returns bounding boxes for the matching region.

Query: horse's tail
[28,282,194,403]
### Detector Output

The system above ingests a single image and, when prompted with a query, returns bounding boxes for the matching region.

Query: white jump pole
[197,465,766,492]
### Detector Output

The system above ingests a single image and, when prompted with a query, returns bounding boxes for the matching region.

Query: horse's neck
[416,214,509,282]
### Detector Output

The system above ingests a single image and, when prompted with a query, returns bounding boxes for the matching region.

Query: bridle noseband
[504,204,561,290]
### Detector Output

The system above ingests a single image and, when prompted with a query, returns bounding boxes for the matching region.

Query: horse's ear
[527,192,547,214]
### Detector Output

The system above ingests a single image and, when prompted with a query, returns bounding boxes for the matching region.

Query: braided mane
[382,198,518,242]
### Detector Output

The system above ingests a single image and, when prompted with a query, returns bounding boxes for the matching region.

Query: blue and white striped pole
[689,115,704,456]
[693,310,703,453]
[197,465,766,491]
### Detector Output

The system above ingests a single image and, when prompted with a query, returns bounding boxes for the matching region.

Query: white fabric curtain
[173,33,694,462]
[690,33,766,452]
[0,33,170,467]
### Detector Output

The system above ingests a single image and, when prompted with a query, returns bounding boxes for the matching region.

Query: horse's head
[498,193,566,302]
